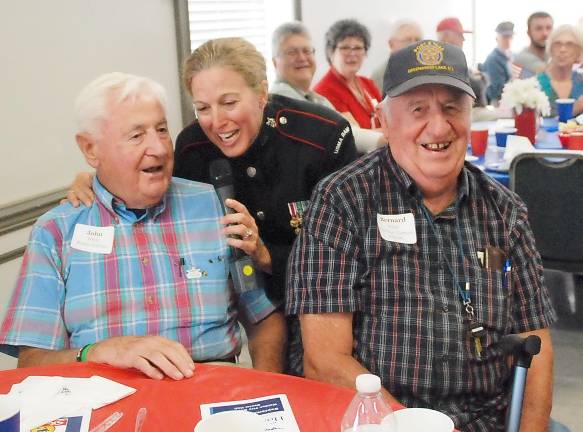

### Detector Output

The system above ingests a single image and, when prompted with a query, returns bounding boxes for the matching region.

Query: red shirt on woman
[314,67,382,129]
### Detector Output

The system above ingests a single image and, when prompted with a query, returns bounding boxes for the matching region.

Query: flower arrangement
[499,77,550,116]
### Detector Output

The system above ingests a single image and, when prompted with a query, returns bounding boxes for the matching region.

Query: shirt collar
[93,175,168,223]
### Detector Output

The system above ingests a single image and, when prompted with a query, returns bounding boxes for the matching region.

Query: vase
[514,108,537,144]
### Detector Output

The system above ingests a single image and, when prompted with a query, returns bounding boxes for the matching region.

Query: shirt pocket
[466,266,512,359]
[167,251,231,324]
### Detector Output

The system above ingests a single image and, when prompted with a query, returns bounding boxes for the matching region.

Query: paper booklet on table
[199,393,300,432]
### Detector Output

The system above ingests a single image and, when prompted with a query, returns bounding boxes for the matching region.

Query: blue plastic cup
[556,98,575,122]
[495,127,517,147]
[0,395,19,432]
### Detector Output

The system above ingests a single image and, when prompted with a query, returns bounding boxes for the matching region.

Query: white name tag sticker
[71,224,114,254]
[377,213,417,244]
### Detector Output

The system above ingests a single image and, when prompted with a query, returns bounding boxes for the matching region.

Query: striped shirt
[287,148,555,431]
[0,177,275,361]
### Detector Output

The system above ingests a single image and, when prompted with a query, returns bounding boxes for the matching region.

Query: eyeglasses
[551,41,579,50]
[281,47,315,58]
[336,45,366,54]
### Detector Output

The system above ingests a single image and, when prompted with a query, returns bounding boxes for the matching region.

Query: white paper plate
[484,162,509,173]
[465,155,479,162]
[194,411,263,432]
[386,408,454,432]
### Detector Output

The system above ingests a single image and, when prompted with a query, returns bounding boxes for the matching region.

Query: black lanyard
[420,202,476,322]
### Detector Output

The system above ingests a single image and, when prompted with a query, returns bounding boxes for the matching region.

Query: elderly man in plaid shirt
[0,72,284,379]
[287,40,556,432]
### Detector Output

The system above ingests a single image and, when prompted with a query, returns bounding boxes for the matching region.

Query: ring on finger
[243,229,253,240]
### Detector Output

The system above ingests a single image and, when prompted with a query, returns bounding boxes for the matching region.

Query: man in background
[515,11,554,78]
[370,19,423,91]
[270,21,334,108]
[436,17,488,107]
[481,21,515,105]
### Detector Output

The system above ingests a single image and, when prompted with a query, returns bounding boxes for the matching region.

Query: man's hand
[88,335,195,380]
[61,171,95,207]
[19,335,195,381]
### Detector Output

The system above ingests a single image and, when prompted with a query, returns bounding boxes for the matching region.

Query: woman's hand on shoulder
[61,172,95,207]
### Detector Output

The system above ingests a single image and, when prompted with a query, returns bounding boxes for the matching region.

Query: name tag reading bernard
[71,224,114,254]
[377,213,417,244]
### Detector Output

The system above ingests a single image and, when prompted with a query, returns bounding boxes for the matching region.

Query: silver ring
[243,229,253,240]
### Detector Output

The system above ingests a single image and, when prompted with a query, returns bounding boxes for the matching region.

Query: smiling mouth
[218,130,238,141]
[422,142,451,152]
[142,165,164,174]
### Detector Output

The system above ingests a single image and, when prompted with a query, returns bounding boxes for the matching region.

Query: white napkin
[502,135,535,169]
[5,375,135,431]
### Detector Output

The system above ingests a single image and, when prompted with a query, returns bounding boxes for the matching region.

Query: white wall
[0,0,183,206]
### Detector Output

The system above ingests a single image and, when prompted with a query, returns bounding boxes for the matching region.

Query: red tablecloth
[0,362,361,431]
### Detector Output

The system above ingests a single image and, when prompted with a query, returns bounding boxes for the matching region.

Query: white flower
[500,78,551,117]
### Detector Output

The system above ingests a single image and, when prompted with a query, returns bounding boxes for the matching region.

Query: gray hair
[325,19,371,64]
[546,24,583,61]
[389,19,422,41]
[272,21,311,57]
[75,72,168,136]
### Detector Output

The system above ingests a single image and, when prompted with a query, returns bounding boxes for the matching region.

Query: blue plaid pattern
[0,177,276,361]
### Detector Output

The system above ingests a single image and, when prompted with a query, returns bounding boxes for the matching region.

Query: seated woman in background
[536,24,583,117]
[314,19,383,130]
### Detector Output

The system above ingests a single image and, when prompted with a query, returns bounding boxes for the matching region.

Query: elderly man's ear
[75,133,100,169]
[375,103,390,141]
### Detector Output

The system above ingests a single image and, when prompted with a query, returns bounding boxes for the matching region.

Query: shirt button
[246,166,257,178]
[442,305,449,313]
[147,296,154,305]
[256,210,265,221]
[279,116,288,125]
[142,257,149,265]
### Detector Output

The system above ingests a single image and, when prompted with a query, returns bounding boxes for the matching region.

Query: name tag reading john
[71,224,114,254]
[377,213,417,244]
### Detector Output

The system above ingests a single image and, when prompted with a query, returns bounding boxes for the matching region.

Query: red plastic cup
[470,128,489,156]
[567,133,583,150]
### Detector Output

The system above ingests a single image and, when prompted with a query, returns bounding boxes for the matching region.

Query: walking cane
[500,334,542,432]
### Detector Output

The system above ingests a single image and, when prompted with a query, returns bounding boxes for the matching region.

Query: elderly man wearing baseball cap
[287,40,556,432]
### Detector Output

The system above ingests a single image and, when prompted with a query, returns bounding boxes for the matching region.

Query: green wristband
[77,343,95,362]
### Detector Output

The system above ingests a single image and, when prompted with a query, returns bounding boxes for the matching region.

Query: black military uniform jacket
[174,94,357,303]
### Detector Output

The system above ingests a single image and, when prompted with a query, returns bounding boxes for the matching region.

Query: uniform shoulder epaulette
[268,96,349,152]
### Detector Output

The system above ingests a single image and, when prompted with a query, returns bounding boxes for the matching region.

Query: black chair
[510,152,583,316]
[510,152,583,272]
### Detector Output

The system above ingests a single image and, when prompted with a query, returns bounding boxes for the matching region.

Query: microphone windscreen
[209,159,233,189]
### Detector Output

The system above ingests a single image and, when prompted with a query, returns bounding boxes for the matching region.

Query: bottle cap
[355,374,381,393]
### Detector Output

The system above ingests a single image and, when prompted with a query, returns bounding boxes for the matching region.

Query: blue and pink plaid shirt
[0,177,276,361]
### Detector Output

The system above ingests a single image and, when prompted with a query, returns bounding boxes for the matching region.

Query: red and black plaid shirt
[286,147,555,432]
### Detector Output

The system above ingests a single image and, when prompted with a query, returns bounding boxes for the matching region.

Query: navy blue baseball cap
[383,39,475,99]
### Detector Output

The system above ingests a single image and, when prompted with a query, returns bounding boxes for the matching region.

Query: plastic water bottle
[340,374,397,432]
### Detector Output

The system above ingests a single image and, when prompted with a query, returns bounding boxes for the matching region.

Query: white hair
[546,24,583,61]
[74,72,168,136]
[388,19,423,41]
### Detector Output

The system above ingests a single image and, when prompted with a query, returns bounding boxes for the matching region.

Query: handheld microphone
[209,159,236,218]
[208,159,265,296]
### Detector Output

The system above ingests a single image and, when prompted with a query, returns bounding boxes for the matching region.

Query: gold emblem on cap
[414,41,444,66]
